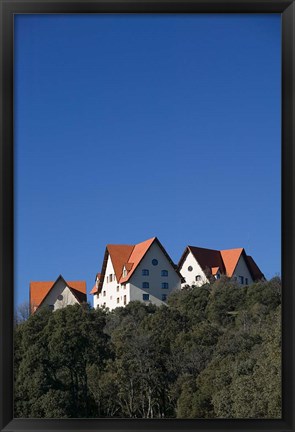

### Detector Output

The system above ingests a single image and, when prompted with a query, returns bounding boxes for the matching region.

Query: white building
[91,237,183,310]
[178,246,265,288]
[30,275,87,313]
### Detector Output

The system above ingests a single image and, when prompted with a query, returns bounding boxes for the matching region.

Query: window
[103,291,106,297]
[195,275,201,281]
[161,270,168,277]
[215,274,221,279]
[117,286,120,292]
[123,268,127,277]
[124,295,127,305]
[188,266,193,272]
[48,304,54,311]
[107,276,109,283]
[103,302,106,307]
[117,297,120,304]
[239,276,244,284]
[245,278,248,285]
[109,274,113,282]
[142,282,149,289]
[57,294,63,301]
[162,283,169,289]
[142,269,149,276]
[162,294,167,301]
[143,294,149,301]
[110,296,112,300]
[152,259,158,266]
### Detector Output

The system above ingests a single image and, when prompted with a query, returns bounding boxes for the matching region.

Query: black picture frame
[0,1,294,431]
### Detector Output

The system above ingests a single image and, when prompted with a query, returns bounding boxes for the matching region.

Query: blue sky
[14,14,281,306]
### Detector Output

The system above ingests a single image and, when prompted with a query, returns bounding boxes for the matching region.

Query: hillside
[14,276,281,418]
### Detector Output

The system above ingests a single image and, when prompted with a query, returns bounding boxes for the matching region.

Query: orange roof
[90,284,98,295]
[220,248,244,277]
[107,244,134,282]
[179,245,264,281]
[211,267,220,275]
[120,237,155,283]
[30,275,86,312]
[97,237,183,293]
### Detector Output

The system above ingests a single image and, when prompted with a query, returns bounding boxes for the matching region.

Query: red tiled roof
[30,275,86,312]
[90,284,98,295]
[179,246,264,281]
[185,246,226,274]
[220,248,244,277]
[211,267,220,275]
[97,237,183,293]
[120,237,155,283]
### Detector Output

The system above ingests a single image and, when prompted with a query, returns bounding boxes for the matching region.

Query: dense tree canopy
[14,277,281,418]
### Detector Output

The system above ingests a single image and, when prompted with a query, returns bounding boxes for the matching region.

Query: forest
[14,276,281,419]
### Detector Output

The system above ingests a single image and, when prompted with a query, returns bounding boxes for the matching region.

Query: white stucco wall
[179,252,208,288]
[95,241,181,310]
[95,256,131,310]
[128,241,181,304]
[41,278,80,310]
[233,255,253,285]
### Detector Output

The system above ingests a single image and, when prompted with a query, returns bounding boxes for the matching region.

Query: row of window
[106,274,116,283]
[142,282,169,289]
[238,276,248,285]
[142,269,168,276]
[143,293,167,302]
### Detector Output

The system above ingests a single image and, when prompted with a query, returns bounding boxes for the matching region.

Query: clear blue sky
[14,14,281,307]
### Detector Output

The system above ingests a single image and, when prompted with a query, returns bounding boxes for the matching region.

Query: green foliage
[14,279,281,419]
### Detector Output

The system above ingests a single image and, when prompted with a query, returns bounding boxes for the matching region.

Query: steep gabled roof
[179,245,264,281]
[90,273,101,295]
[30,275,86,312]
[97,237,183,293]
[179,246,226,274]
[120,237,156,283]
[220,248,244,277]
[246,255,265,281]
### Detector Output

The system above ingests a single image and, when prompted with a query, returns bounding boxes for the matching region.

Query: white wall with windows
[233,255,253,285]
[40,278,80,311]
[128,241,181,304]
[94,255,130,310]
[179,252,208,288]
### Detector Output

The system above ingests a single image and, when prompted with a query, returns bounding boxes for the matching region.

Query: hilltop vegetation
[14,277,281,418]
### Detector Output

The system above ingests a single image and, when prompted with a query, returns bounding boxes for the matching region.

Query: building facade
[178,246,265,288]
[30,275,87,313]
[91,237,183,310]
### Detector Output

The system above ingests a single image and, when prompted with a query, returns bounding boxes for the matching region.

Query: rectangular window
[142,282,149,289]
[239,276,244,284]
[109,274,113,282]
[142,269,149,276]
[161,270,168,277]
[107,276,109,283]
[245,278,248,285]
[162,294,167,301]
[162,283,169,289]
[103,291,106,297]
[143,294,149,301]
[117,286,120,292]
[117,297,120,304]
[124,295,127,305]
